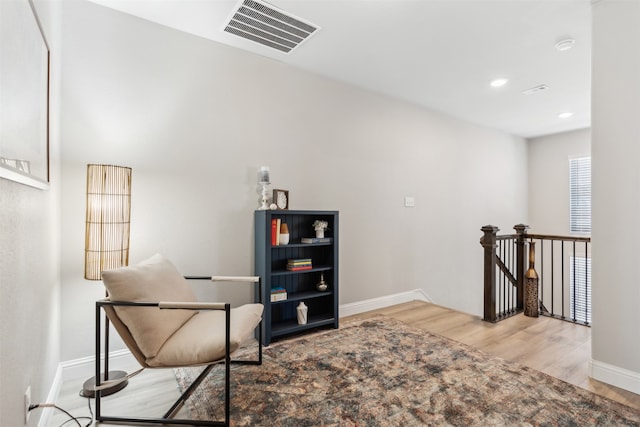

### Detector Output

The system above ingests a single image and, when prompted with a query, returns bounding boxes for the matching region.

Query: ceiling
[88,0,592,139]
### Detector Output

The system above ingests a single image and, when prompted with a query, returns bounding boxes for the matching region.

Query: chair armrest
[99,299,227,311]
[184,275,260,283]
[211,275,259,283]
[159,301,227,310]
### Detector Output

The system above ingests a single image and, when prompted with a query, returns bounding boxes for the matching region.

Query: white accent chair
[95,254,263,426]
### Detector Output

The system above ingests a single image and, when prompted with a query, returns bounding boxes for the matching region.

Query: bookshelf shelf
[271,266,333,276]
[272,242,333,249]
[271,290,333,304]
[255,210,339,345]
[271,314,336,337]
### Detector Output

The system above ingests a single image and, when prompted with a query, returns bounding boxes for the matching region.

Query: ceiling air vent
[223,0,320,54]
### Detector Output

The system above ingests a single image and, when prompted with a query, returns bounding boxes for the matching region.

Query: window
[569,157,591,233]
[570,256,591,324]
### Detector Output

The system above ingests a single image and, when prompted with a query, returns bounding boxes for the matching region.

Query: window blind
[569,157,591,233]
[570,256,591,324]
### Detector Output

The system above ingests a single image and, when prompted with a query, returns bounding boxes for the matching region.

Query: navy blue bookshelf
[255,210,339,345]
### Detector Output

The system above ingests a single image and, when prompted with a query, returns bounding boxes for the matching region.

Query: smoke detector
[522,84,549,95]
[555,38,575,52]
[223,0,320,54]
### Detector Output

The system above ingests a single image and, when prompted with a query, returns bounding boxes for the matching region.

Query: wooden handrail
[524,233,590,242]
[496,233,590,243]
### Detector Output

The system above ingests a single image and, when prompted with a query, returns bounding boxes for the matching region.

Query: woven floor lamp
[82,164,132,398]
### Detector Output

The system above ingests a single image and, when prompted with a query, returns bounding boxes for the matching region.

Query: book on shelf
[270,287,287,302]
[271,219,278,246]
[271,293,287,302]
[287,258,312,265]
[286,266,313,271]
[286,258,312,271]
[301,237,333,244]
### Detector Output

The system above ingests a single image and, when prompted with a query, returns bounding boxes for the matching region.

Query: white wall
[590,0,640,393]
[527,128,590,234]
[58,0,527,362]
[0,1,62,426]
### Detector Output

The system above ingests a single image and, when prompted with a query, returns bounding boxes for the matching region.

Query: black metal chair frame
[94,277,263,426]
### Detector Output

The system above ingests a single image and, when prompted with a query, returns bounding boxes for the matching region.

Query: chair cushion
[148,303,264,367]
[101,254,197,358]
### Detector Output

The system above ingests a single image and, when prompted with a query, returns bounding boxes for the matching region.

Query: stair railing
[481,224,591,325]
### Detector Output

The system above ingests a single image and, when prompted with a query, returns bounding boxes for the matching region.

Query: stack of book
[286,258,312,271]
[270,287,287,302]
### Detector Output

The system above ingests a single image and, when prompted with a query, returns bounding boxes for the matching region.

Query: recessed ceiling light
[555,38,575,52]
[490,78,508,88]
[558,112,574,119]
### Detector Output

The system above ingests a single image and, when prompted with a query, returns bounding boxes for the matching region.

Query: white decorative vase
[296,302,308,325]
[315,229,325,238]
[279,233,290,245]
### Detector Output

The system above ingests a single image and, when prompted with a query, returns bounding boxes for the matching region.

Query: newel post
[514,224,529,312]
[480,225,499,322]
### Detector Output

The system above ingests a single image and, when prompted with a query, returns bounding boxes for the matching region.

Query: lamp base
[80,370,128,398]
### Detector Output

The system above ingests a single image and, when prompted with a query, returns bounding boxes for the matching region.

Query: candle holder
[257,166,271,210]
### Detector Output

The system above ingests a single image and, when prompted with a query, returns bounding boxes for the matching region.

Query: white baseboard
[339,289,432,318]
[60,348,139,382]
[589,359,640,395]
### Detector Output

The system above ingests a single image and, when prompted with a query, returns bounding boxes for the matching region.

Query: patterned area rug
[174,317,640,426]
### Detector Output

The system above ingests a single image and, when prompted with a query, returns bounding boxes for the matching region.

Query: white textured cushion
[148,303,264,367]
[101,254,197,358]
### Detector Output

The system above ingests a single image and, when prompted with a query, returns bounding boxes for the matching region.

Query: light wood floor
[50,301,640,426]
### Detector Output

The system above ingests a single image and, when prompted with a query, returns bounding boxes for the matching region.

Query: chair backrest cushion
[101,254,197,358]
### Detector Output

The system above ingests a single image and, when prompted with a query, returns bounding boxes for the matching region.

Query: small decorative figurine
[312,220,328,238]
[316,273,328,292]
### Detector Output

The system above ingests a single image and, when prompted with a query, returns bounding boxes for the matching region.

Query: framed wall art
[0,0,50,189]
[273,189,289,210]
